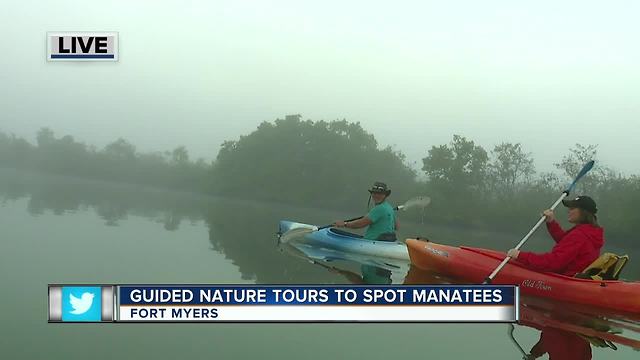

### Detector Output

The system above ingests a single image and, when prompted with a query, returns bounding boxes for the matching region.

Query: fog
[1,1,639,172]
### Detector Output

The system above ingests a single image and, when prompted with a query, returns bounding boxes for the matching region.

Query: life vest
[574,253,629,281]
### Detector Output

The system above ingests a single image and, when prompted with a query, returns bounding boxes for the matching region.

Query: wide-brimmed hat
[562,195,598,214]
[368,182,391,196]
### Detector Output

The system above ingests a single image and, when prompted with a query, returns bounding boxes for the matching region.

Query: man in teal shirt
[334,182,399,241]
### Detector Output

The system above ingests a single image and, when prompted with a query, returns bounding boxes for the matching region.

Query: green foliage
[211,117,418,210]
[489,142,535,193]
[422,135,488,189]
[0,129,210,193]
[420,135,489,225]
[554,144,615,193]
[1,119,638,245]
[0,132,34,165]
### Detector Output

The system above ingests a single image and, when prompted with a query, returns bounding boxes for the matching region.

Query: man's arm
[345,217,372,229]
[335,206,379,229]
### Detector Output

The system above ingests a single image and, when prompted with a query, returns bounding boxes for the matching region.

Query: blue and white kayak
[278,220,409,261]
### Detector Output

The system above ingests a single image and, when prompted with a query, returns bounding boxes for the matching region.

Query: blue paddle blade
[565,160,595,194]
[576,160,595,179]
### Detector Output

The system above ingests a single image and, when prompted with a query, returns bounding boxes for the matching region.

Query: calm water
[0,170,638,359]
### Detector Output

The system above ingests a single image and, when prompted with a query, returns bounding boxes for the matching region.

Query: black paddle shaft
[317,216,364,231]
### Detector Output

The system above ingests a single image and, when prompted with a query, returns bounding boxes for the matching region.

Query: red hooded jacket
[517,220,604,276]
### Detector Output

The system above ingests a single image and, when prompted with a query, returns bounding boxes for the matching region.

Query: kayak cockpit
[459,245,631,284]
[328,228,363,238]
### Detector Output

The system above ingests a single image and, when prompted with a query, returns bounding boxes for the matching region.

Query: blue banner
[118,285,516,306]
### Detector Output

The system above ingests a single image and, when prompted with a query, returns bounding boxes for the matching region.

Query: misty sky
[1,1,639,174]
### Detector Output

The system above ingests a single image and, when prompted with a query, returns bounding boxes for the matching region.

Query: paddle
[318,195,432,231]
[279,196,431,243]
[483,160,595,284]
[317,215,365,231]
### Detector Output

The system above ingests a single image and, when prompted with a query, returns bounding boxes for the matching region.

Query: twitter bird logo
[69,292,94,314]
[62,287,102,322]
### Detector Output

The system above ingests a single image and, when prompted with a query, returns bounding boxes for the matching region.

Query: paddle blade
[565,160,595,194]
[400,196,431,211]
[577,160,595,179]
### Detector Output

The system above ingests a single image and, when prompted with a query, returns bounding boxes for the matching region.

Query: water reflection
[279,241,401,284]
[0,169,206,229]
[0,169,362,284]
[518,296,640,354]
[405,265,640,356]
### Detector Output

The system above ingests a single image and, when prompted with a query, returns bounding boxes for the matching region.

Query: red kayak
[406,238,640,314]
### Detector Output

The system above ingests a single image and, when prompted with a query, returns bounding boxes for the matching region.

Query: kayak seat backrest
[604,255,629,280]
[328,228,363,238]
[574,252,630,281]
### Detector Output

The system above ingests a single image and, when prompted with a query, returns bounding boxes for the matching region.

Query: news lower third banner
[49,285,519,323]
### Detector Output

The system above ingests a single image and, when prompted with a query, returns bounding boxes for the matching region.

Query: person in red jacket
[507,196,604,276]
[526,327,592,360]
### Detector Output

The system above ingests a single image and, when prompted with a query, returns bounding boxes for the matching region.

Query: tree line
[0,128,210,192]
[1,115,638,242]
